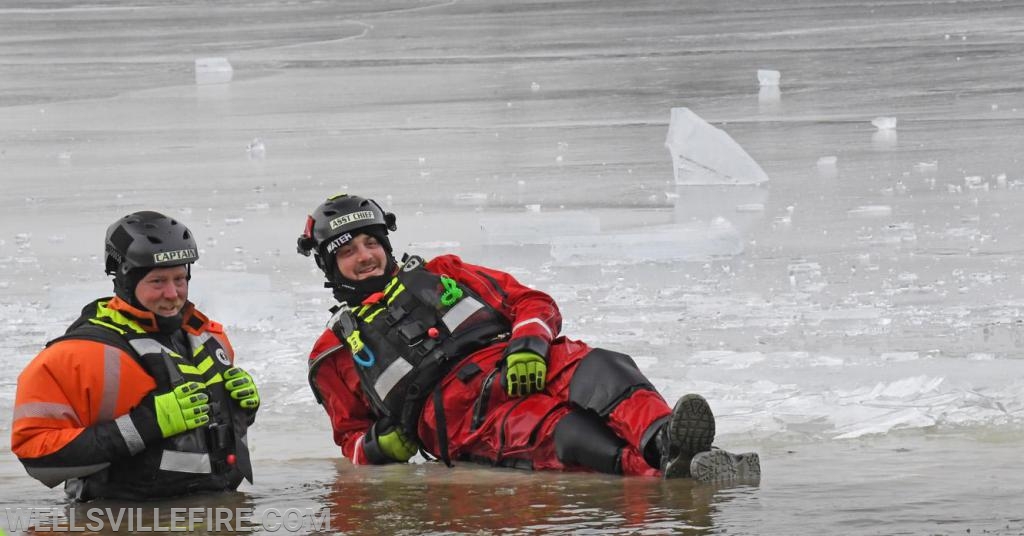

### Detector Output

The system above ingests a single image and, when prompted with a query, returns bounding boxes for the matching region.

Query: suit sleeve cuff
[502,336,550,361]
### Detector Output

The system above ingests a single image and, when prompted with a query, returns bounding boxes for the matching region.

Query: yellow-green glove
[378,426,418,462]
[363,421,418,463]
[151,382,210,438]
[223,367,260,411]
[505,351,547,397]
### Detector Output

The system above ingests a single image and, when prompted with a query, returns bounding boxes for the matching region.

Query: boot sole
[690,450,761,483]
[662,394,716,478]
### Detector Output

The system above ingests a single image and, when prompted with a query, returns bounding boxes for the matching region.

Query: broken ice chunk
[195,57,233,85]
[453,192,489,206]
[871,116,898,130]
[664,107,770,185]
[757,69,781,86]
[847,205,893,218]
[913,161,938,173]
[246,138,265,159]
[817,156,838,167]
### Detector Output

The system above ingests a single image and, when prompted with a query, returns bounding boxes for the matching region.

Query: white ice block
[195,57,234,85]
[847,205,893,218]
[871,116,898,130]
[665,107,770,185]
[757,69,781,86]
[453,192,489,206]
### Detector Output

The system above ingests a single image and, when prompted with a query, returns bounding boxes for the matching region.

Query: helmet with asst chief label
[297,194,398,303]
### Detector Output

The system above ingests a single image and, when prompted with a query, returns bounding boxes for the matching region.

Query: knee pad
[568,348,655,416]
[553,411,624,474]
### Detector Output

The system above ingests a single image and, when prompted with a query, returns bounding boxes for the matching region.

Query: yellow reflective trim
[206,373,224,386]
[383,276,400,294]
[87,318,127,335]
[385,283,406,305]
[363,306,386,323]
[195,356,215,375]
[93,300,146,334]
[178,364,201,376]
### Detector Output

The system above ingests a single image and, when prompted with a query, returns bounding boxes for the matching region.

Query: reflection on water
[314,461,757,535]
[13,462,758,535]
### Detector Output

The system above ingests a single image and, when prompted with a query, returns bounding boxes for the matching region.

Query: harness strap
[432,386,452,467]
[470,368,500,432]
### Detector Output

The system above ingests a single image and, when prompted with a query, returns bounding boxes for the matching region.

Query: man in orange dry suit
[298,194,760,481]
[11,211,260,501]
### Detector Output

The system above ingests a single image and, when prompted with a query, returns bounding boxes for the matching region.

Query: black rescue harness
[48,300,251,500]
[310,256,511,463]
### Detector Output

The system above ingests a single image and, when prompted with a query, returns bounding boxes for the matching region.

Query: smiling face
[334,233,387,281]
[134,265,189,316]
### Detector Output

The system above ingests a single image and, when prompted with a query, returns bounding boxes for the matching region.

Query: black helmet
[105,211,198,302]
[297,194,398,304]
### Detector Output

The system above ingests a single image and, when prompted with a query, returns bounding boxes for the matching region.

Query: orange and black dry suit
[11,296,253,501]
[308,254,673,476]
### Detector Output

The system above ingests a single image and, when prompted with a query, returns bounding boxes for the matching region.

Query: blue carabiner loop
[353,346,376,367]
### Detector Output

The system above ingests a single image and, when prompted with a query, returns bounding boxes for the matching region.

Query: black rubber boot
[690,448,762,483]
[658,393,716,478]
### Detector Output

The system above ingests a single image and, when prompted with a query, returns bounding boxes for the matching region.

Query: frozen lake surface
[2,1,1024,534]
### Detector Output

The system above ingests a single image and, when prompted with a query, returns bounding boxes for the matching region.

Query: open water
[2,1,1024,534]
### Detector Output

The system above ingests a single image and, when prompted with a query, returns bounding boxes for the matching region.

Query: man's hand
[150,382,210,438]
[505,351,547,396]
[224,367,260,411]
[363,420,418,463]
[377,425,418,462]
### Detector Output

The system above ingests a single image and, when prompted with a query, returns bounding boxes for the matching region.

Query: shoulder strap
[47,324,138,358]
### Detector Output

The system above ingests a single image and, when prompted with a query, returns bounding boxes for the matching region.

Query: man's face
[134,265,189,316]
[334,233,387,281]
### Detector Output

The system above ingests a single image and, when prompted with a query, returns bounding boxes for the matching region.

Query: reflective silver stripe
[512,318,554,338]
[159,450,212,474]
[12,402,82,426]
[26,463,110,488]
[98,346,120,422]
[115,414,146,455]
[441,296,485,333]
[187,332,212,353]
[129,339,175,357]
[374,357,414,400]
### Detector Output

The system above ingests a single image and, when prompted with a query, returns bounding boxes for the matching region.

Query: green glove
[152,382,210,438]
[224,367,261,411]
[376,425,418,463]
[505,351,547,397]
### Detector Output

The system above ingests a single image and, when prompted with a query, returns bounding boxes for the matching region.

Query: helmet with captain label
[104,210,198,302]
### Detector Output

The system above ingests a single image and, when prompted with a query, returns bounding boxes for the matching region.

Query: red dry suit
[307,254,672,476]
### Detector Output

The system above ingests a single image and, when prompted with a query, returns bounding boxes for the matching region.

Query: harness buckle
[385,303,409,326]
[397,320,427,345]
